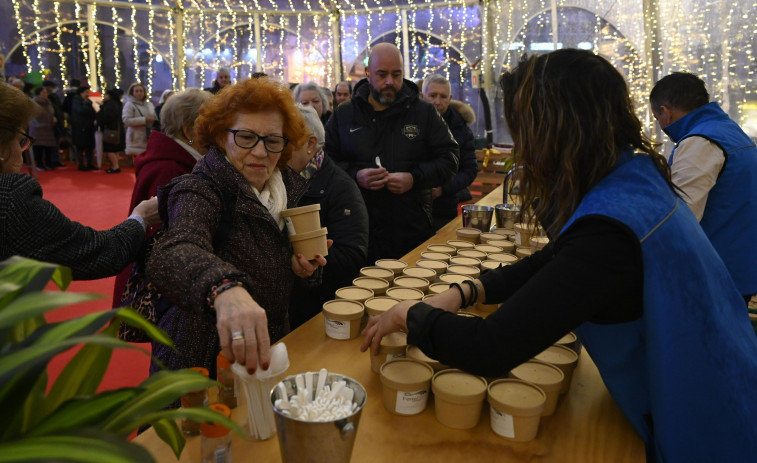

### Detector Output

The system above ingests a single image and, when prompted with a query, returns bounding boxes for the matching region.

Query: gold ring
[231,331,244,341]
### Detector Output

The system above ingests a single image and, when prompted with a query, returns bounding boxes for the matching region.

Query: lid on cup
[322,299,364,320]
[420,251,451,262]
[375,259,408,273]
[509,361,564,392]
[456,228,482,238]
[353,277,389,291]
[534,345,579,366]
[381,331,408,348]
[190,367,210,377]
[556,332,577,346]
[487,252,518,263]
[481,260,507,270]
[394,276,430,289]
[427,244,456,255]
[474,244,503,254]
[428,282,451,294]
[432,369,487,404]
[385,287,425,301]
[487,379,546,417]
[416,259,448,272]
[516,247,533,258]
[380,359,434,390]
[335,286,374,301]
[360,266,395,280]
[281,203,320,217]
[487,239,515,251]
[438,273,473,284]
[446,265,480,277]
[365,296,400,314]
[217,352,231,370]
[446,240,476,250]
[201,403,231,438]
[402,266,437,280]
[457,249,488,260]
[449,256,481,268]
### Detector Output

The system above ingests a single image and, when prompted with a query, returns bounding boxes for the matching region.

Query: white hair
[422,74,450,96]
[292,82,329,112]
[295,103,325,149]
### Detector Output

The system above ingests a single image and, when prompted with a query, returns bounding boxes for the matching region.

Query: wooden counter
[134,185,644,462]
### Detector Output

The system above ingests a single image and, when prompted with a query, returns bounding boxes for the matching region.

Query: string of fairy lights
[5,0,757,135]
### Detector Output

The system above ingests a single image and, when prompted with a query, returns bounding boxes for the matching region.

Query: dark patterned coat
[0,173,144,279]
[146,147,307,376]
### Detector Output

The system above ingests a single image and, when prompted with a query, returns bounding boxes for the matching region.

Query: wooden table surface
[134,185,644,462]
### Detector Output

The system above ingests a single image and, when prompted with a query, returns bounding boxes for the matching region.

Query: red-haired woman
[147,77,328,377]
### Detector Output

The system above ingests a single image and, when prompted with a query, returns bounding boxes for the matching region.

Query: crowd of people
[3,43,757,460]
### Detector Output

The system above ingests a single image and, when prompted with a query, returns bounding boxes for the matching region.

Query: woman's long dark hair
[500,49,671,237]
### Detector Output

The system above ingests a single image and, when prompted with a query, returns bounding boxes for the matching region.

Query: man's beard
[370,83,398,105]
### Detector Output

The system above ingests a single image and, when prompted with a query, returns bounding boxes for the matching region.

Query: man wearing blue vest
[650,72,757,302]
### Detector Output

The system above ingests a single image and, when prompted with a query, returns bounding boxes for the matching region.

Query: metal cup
[461,204,494,232]
[494,203,521,230]
[271,372,367,463]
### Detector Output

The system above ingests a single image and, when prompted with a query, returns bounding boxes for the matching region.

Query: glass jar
[217,352,237,409]
[201,403,232,463]
[181,366,210,436]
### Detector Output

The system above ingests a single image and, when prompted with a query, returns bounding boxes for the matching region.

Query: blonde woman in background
[122,83,156,159]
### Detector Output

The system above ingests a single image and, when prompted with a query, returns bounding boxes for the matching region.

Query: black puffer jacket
[324,78,459,260]
[288,154,369,329]
[432,102,478,229]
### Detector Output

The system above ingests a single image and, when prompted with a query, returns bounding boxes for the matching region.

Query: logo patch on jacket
[402,124,420,140]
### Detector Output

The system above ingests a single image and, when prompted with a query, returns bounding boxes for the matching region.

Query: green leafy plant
[0,257,243,462]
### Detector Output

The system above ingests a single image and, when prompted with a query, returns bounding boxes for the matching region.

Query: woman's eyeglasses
[18,131,34,151]
[226,129,289,153]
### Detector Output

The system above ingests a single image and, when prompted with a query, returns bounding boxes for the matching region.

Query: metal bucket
[494,204,521,230]
[271,372,367,463]
[461,204,494,232]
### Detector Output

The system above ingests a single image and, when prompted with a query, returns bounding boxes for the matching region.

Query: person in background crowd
[422,74,479,230]
[325,42,458,261]
[333,81,352,107]
[320,85,333,122]
[7,77,25,92]
[153,89,175,132]
[287,104,369,329]
[122,83,156,159]
[97,88,126,173]
[111,88,212,308]
[61,78,81,164]
[146,77,327,377]
[649,72,757,302]
[29,86,58,171]
[70,85,97,171]
[0,82,160,279]
[204,67,231,95]
[292,82,331,126]
[42,80,66,167]
[362,49,757,462]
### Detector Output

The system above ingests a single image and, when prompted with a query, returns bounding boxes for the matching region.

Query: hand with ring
[214,286,270,374]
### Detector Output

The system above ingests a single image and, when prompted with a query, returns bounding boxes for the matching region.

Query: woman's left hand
[291,240,332,277]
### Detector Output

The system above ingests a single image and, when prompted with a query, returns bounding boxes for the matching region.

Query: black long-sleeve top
[406,216,644,377]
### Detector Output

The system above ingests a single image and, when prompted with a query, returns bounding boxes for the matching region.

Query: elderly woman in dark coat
[97,88,126,173]
[147,77,327,377]
[287,104,368,329]
[70,85,97,171]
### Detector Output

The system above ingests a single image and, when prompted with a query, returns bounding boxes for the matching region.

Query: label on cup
[324,317,351,340]
[395,389,429,415]
[284,217,296,235]
[490,406,515,438]
[385,352,406,363]
[514,231,522,246]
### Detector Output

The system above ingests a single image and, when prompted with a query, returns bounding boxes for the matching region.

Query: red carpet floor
[37,163,151,392]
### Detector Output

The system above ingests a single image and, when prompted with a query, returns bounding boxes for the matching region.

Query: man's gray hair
[422,74,450,95]
[296,103,325,149]
[292,82,329,112]
[160,88,212,139]
[216,67,230,77]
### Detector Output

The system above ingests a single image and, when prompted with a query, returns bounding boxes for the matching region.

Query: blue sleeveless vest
[561,154,757,462]
[666,102,757,296]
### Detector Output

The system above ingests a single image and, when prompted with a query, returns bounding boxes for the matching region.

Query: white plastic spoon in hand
[375,156,382,168]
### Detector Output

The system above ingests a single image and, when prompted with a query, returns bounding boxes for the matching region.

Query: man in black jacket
[422,74,479,230]
[324,43,459,261]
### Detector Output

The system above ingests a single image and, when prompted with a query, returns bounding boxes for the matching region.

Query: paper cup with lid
[406,345,448,372]
[402,266,438,282]
[533,345,579,394]
[380,359,434,415]
[530,236,549,252]
[491,228,516,239]
[481,260,507,272]
[446,240,476,252]
[438,273,473,285]
[352,277,390,296]
[486,252,519,265]
[385,286,425,302]
[393,276,430,294]
[513,223,536,247]
[427,244,457,256]
[420,251,452,263]
[359,266,396,283]
[281,203,321,235]
[375,259,408,275]
[487,239,515,252]
[487,379,546,441]
[474,244,505,255]
[432,369,488,429]
[364,296,400,317]
[322,300,364,340]
[446,264,481,280]
[508,361,564,416]
[335,286,374,304]
[555,331,583,356]
[427,282,451,296]
[289,227,328,260]
[457,249,488,261]
[515,247,533,259]
[415,259,448,275]
[449,255,482,270]
[456,227,481,244]
[479,232,505,244]
[370,331,408,373]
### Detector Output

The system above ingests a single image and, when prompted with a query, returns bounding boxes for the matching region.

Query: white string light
[54,1,67,80]
[112,7,120,88]
[75,2,92,84]
[11,0,30,73]
[33,0,43,68]
[131,3,138,83]
[92,5,106,91]
[165,3,175,90]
